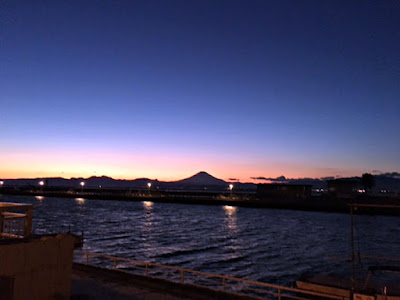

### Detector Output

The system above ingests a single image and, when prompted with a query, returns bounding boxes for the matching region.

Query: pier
[2,187,400,215]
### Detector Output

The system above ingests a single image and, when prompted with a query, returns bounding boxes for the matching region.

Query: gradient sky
[1,1,399,182]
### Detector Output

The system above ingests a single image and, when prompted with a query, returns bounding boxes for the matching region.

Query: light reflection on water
[75,197,85,204]
[224,205,237,231]
[141,200,155,241]
[143,201,153,209]
[2,194,400,285]
[142,201,154,228]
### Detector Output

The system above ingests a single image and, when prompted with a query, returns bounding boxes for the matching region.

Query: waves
[4,194,400,286]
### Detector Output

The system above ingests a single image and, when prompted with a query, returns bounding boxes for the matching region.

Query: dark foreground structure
[0,202,78,299]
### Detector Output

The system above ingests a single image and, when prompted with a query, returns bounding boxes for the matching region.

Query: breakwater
[1,187,400,215]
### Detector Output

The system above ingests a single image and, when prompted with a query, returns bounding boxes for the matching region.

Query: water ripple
[3,195,400,285]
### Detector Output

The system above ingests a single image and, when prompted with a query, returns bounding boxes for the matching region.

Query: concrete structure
[0,234,75,300]
[0,202,76,300]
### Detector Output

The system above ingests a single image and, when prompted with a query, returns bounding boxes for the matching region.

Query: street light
[0,181,4,188]
[229,184,234,197]
[39,181,44,193]
[80,181,85,193]
[147,182,152,196]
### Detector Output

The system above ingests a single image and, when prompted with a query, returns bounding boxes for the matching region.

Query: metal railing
[74,250,348,300]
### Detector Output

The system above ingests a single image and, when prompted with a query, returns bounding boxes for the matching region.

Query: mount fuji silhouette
[175,171,227,186]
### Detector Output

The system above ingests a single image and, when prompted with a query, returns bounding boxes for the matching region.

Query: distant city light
[0,181,3,186]
[229,184,234,190]
[39,181,44,186]
[357,189,366,193]
[80,181,85,187]
[147,182,152,188]
[35,196,44,201]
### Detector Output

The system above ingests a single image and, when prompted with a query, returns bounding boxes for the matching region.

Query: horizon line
[0,170,392,183]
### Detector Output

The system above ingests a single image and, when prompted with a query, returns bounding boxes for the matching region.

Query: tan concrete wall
[0,234,75,300]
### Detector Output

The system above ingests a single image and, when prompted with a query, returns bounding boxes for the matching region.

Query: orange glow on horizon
[0,148,372,182]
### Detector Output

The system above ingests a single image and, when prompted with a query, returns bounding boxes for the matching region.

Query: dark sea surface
[2,194,399,286]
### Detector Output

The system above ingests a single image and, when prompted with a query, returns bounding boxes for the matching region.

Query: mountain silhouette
[3,171,400,192]
[175,171,227,186]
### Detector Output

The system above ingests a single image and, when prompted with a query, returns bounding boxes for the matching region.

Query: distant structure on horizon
[327,179,362,198]
[257,183,312,204]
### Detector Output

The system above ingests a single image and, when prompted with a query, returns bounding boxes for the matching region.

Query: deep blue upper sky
[1,1,399,180]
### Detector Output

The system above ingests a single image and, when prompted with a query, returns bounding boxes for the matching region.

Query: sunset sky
[1,1,399,182]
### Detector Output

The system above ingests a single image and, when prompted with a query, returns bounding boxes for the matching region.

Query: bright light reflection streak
[75,197,85,204]
[35,196,44,201]
[223,205,237,231]
[143,201,153,209]
[224,205,236,214]
[142,201,154,239]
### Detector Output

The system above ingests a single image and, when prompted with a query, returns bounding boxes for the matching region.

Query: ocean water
[2,194,399,286]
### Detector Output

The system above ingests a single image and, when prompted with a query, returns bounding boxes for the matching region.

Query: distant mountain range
[2,171,400,192]
[1,171,238,191]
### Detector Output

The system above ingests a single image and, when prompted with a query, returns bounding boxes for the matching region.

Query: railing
[0,203,33,238]
[74,250,348,300]
[1,216,25,238]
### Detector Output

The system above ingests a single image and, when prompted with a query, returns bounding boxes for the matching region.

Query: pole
[350,205,356,293]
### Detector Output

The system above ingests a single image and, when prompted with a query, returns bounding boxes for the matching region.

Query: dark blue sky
[1,1,399,180]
